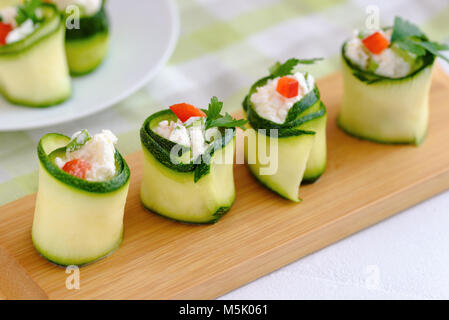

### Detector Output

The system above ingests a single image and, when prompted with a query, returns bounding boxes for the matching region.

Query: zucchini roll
[339,16,449,145]
[0,1,71,107]
[53,0,108,75]
[243,58,327,202]
[32,130,130,266]
[140,97,246,224]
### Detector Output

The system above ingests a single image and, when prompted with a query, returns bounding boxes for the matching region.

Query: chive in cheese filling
[344,29,415,78]
[154,117,220,160]
[250,72,315,124]
[54,129,118,182]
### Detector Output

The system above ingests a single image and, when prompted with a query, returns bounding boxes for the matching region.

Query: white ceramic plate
[0,0,179,131]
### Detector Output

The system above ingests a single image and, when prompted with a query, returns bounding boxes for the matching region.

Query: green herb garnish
[66,129,91,152]
[391,16,449,63]
[205,96,247,130]
[269,58,323,78]
[16,0,43,26]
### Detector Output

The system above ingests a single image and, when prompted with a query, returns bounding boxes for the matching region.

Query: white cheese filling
[0,7,18,28]
[154,117,220,160]
[55,130,118,182]
[345,29,411,78]
[6,19,36,44]
[250,72,315,124]
[53,0,102,16]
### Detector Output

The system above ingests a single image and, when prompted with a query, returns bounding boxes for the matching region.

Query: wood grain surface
[0,66,448,299]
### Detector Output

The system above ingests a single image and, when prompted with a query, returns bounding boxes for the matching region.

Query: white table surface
[220,190,449,300]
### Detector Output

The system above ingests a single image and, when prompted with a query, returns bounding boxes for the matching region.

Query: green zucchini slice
[140,109,236,224]
[244,127,315,202]
[64,2,109,75]
[339,30,437,145]
[339,47,435,145]
[297,102,327,183]
[32,133,130,266]
[242,61,327,200]
[0,3,71,107]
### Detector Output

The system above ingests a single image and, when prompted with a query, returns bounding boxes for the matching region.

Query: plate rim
[0,0,180,132]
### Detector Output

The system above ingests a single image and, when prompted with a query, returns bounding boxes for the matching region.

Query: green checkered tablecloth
[1,0,448,206]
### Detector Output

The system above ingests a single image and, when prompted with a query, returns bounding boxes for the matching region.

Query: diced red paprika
[0,23,13,46]
[362,31,390,54]
[62,159,91,179]
[169,103,206,123]
[276,76,299,98]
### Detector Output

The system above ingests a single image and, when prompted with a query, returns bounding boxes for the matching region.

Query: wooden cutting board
[1,67,449,300]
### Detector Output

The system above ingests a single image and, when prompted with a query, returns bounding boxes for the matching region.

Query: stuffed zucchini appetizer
[51,0,108,75]
[242,58,327,202]
[140,97,246,224]
[339,16,449,145]
[32,129,130,266]
[0,0,71,107]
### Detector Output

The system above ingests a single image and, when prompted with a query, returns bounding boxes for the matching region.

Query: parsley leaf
[269,58,323,77]
[205,96,222,125]
[269,58,299,77]
[394,38,427,56]
[205,96,247,130]
[297,58,324,64]
[414,40,449,63]
[391,16,423,42]
[207,113,248,130]
[391,16,449,63]
[16,0,43,26]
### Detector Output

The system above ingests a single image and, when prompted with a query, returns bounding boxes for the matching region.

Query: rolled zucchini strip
[244,127,315,202]
[0,3,71,107]
[140,110,236,224]
[32,133,130,266]
[243,70,327,201]
[296,101,327,183]
[64,1,109,75]
[339,45,435,145]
